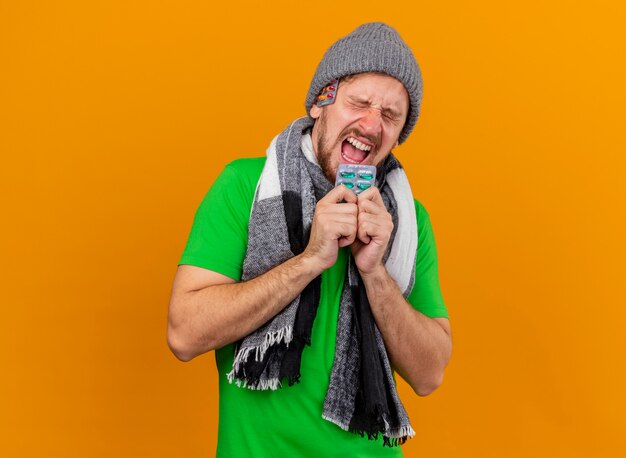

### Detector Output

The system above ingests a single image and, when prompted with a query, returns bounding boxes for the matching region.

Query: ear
[393,140,399,149]
[310,103,322,119]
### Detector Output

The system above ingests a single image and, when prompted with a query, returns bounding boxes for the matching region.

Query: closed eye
[383,111,401,124]
[347,96,402,123]
[348,99,368,109]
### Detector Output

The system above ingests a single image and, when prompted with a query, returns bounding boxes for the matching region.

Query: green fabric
[178,157,449,457]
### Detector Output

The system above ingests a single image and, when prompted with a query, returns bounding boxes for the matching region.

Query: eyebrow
[346,95,402,119]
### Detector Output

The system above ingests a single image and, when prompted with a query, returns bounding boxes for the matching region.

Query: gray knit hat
[305,22,423,144]
[305,22,422,143]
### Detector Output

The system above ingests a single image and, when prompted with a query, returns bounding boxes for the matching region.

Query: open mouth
[340,136,373,164]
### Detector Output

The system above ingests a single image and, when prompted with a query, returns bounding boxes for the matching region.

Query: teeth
[341,152,362,164]
[347,137,372,152]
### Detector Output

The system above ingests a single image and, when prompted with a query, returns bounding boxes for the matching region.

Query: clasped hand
[303,184,393,275]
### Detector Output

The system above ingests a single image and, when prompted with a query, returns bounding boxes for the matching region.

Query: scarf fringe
[226,371,299,391]
[230,325,293,372]
[322,413,416,447]
[227,374,283,391]
[226,325,293,390]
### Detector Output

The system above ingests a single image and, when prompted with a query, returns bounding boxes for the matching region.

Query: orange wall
[1,1,625,457]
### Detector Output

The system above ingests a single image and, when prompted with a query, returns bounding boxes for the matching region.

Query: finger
[323,183,358,204]
[357,186,384,206]
[358,220,388,245]
[332,215,357,246]
[358,197,387,215]
[324,213,357,228]
[338,235,354,247]
[336,222,357,245]
[357,221,372,244]
[326,202,358,217]
[357,213,392,243]
[349,238,365,252]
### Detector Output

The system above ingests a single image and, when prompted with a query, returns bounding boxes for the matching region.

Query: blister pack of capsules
[335,164,377,195]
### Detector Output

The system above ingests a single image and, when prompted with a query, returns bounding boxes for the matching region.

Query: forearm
[360,264,452,396]
[171,254,321,360]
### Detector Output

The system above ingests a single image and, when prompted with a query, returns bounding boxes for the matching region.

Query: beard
[313,109,336,183]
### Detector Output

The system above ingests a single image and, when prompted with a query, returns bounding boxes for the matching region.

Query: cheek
[329,107,357,129]
[382,125,402,147]
[342,112,361,129]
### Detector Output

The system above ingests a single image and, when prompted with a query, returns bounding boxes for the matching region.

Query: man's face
[310,72,410,183]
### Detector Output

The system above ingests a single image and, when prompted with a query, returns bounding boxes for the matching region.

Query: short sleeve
[406,200,449,318]
[177,159,263,280]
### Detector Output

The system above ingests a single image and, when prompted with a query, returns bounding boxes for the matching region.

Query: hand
[350,187,394,275]
[303,184,358,272]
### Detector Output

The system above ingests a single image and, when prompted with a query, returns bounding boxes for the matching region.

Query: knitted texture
[305,22,423,144]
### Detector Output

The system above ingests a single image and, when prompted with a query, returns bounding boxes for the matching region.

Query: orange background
[1,1,625,457]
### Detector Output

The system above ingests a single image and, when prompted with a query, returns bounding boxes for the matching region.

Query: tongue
[341,140,367,163]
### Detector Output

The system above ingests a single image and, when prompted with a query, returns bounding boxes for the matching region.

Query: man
[167,22,452,457]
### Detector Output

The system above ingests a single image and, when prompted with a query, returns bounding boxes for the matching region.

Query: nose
[358,109,383,141]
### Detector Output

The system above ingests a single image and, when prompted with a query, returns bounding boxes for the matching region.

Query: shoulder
[210,157,266,198]
[412,197,433,232]
[201,157,266,219]
[223,157,266,180]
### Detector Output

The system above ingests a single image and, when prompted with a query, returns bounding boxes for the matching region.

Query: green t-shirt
[178,157,448,457]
